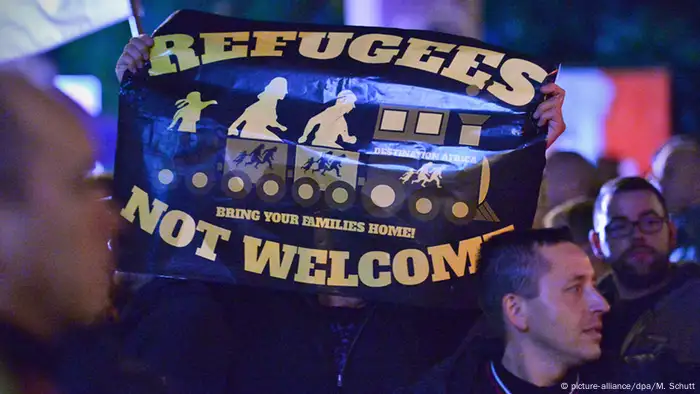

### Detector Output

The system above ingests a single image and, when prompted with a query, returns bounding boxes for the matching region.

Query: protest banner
[115,9,557,308]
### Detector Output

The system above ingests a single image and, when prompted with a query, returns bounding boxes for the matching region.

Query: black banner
[115,10,557,308]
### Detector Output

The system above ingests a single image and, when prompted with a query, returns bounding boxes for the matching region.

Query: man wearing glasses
[589,177,700,364]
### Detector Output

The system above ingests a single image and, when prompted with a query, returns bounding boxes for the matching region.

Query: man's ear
[503,293,528,332]
[589,229,604,259]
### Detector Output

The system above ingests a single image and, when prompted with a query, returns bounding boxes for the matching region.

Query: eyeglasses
[605,213,667,239]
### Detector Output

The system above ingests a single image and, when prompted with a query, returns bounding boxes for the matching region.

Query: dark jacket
[55,324,166,394]
[117,278,479,394]
[395,324,693,394]
[117,278,237,394]
[0,320,60,394]
[0,319,163,394]
[598,263,700,364]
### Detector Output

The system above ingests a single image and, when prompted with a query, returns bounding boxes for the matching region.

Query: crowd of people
[0,33,699,393]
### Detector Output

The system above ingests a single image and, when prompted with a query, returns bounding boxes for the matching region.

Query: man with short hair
[543,152,599,210]
[590,176,700,363]
[397,228,613,392]
[650,136,700,262]
[543,197,610,281]
[533,151,598,228]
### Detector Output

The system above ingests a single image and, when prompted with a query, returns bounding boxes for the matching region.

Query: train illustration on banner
[158,85,496,225]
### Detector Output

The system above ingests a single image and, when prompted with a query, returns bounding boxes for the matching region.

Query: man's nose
[589,287,610,314]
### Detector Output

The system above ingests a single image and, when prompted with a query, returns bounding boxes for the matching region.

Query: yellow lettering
[216,207,226,217]
[482,225,515,242]
[251,31,298,57]
[326,251,358,287]
[243,235,297,279]
[200,32,250,65]
[158,210,196,247]
[195,221,231,261]
[149,34,200,76]
[393,249,430,286]
[294,247,328,285]
[298,32,354,60]
[264,211,298,224]
[367,223,413,238]
[348,34,402,64]
[395,38,455,73]
[488,59,547,107]
[120,186,168,234]
[289,214,299,225]
[429,237,483,282]
[358,251,391,287]
[440,46,505,89]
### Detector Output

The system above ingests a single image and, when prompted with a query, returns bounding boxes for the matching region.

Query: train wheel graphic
[292,178,322,207]
[153,168,179,190]
[256,173,286,203]
[407,189,443,221]
[325,181,356,211]
[361,177,406,218]
[222,170,253,199]
[442,195,477,225]
[185,170,216,195]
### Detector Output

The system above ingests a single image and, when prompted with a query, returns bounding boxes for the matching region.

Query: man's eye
[608,222,628,231]
[568,285,583,294]
[641,217,662,225]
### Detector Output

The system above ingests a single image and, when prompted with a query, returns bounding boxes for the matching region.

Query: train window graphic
[156,90,499,225]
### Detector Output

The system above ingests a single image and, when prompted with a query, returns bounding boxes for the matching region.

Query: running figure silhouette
[168,91,217,133]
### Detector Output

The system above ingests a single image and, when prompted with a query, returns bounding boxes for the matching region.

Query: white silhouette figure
[425,165,444,188]
[168,92,217,133]
[229,77,288,141]
[298,90,357,149]
[411,163,434,186]
[400,169,416,184]
[406,162,445,188]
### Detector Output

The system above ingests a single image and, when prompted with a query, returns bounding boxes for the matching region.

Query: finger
[138,34,155,47]
[533,98,560,118]
[124,46,145,68]
[129,38,151,60]
[540,83,565,96]
[119,53,139,74]
[120,52,136,68]
[537,108,559,127]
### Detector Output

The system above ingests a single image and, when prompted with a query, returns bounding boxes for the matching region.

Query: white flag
[0,0,133,63]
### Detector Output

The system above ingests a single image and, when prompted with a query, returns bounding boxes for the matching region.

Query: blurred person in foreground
[112,35,569,393]
[543,197,610,282]
[0,73,162,393]
[650,135,700,263]
[590,177,700,363]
